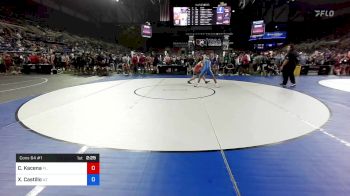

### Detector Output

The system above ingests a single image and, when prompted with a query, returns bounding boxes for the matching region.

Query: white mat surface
[319,79,350,92]
[18,78,330,151]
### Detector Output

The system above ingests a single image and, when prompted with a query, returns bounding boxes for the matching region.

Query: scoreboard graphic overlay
[16,154,100,186]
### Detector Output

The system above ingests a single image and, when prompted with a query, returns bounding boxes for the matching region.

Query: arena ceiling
[237,0,350,25]
[32,0,160,24]
[31,0,349,24]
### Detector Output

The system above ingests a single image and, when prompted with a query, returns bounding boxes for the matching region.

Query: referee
[280,44,298,87]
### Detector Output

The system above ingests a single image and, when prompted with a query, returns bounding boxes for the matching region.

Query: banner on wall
[195,38,222,47]
[249,31,287,41]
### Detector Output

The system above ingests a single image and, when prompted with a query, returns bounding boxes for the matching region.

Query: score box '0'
[16,154,100,186]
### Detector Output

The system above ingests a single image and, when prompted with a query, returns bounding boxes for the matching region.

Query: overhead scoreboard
[251,20,265,37]
[16,154,100,186]
[173,3,231,26]
[141,24,152,38]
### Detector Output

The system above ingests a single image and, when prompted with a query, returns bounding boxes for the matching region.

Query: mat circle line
[134,84,216,100]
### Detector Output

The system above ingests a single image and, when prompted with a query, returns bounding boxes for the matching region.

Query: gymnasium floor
[1,74,350,196]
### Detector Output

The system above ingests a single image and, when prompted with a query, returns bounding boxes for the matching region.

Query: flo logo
[315,10,335,17]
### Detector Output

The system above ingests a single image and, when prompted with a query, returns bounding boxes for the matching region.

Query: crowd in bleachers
[0,18,129,75]
[0,18,349,76]
[118,48,349,76]
[302,49,350,75]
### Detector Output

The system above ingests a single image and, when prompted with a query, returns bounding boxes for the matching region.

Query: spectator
[4,53,13,72]
[131,54,138,74]
[0,53,5,73]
